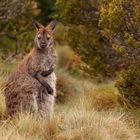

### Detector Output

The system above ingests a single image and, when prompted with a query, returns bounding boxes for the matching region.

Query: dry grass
[86,83,122,111]
[56,69,83,103]
[0,92,138,140]
[56,71,121,111]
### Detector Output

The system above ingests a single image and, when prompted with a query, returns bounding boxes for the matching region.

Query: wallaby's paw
[47,86,53,95]
[43,84,53,95]
[41,68,54,77]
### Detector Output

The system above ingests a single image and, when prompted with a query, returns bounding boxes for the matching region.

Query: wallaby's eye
[47,34,51,40]
[37,34,41,39]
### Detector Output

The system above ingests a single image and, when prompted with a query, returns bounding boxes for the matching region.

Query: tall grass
[0,90,138,140]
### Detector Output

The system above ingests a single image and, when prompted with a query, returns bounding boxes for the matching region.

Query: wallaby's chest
[30,48,56,72]
[41,52,56,70]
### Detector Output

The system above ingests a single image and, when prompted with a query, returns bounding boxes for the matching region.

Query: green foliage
[55,0,123,79]
[99,0,125,36]
[0,0,39,57]
[66,26,110,76]
[116,67,140,108]
[65,26,107,77]
[36,0,57,23]
[56,0,99,25]
[0,0,30,24]
[53,24,67,44]
[0,20,35,56]
[57,45,84,75]
[99,0,140,67]
[56,0,140,78]
[100,0,140,108]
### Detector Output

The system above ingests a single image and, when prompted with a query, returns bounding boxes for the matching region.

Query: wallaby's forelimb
[28,64,54,95]
[41,68,54,77]
[34,72,53,95]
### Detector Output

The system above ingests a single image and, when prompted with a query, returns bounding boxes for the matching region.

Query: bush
[56,69,81,104]
[79,82,122,111]
[55,0,123,79]
[90,85,121,111]
[57,45,84,75]
[116,67,140,108]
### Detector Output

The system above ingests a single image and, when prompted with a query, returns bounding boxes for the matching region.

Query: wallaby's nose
[41,44,46,48]
[41,40,45,44]
[41,41,46,48]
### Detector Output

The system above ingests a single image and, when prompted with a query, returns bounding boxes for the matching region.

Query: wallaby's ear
[46,20,58,33]
[33,20,44,30]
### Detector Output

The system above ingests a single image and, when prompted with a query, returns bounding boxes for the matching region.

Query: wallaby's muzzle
[40,43,46,49]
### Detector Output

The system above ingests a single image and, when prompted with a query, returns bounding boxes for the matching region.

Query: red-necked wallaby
[4,20,57,118]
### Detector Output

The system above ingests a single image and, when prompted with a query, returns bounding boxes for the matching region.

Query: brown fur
[4,20,57,118]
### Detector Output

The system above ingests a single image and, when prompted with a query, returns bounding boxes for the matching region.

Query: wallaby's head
[33,20,57,50]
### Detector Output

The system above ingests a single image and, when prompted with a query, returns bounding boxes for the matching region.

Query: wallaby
[4,20,57,118]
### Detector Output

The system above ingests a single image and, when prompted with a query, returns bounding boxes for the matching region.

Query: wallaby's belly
[38,72,56,119]
[45,72,56,95]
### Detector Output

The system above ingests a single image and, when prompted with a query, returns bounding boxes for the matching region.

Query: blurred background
[0,0,140,139]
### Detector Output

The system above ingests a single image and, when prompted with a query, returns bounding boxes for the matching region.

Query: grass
[56,70,121,111]
[0,91,139,140]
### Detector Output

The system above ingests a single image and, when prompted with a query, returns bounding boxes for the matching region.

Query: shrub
[56,70,81,104]
[55,0,123,79]
[83,83,122,111]
[116,67,140,108]
[57,45,84,75]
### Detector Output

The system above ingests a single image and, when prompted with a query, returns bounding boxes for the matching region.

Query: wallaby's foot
[41,68,54,77]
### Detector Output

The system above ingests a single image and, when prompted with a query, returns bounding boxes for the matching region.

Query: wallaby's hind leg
[19,85,40,113]
[38,90,55,119]
[5,90,22,116]
[21,93,38,113]
[6,93,38,116]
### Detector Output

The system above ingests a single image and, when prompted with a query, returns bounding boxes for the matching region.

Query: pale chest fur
[40,48,56,70]
[28,46,57,73]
